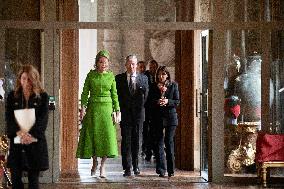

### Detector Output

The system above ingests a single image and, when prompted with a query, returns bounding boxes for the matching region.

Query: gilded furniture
[256,161,284,187]
[255,132,284,187]
[0,135,11,188]
[227,122,259,173]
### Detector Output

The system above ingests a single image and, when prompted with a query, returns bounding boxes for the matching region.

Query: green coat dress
[76,70,120,158]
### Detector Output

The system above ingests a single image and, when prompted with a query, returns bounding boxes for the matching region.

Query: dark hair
[148,59,158,67]
[155,66,171,83]
[138,61,145,65]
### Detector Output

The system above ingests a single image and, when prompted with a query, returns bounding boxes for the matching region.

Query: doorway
[75,28,209,183]
[73,0,209,183]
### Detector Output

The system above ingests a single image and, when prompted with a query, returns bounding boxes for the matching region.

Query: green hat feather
[96,50,110,62]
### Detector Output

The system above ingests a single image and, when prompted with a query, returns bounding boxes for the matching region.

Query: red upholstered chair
[255,132,284,187]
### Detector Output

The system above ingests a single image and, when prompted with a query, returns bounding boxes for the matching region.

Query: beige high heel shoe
[99,166,106,178]
[91,160,98,176]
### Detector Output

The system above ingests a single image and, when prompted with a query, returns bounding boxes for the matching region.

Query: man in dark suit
[115,54,149,177]
[142,60,159,161]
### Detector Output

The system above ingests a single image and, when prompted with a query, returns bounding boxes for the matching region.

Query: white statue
[0,78,4,101]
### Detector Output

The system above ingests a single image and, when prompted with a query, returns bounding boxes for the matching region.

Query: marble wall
[0,0,40,136]
[95,0,177,76]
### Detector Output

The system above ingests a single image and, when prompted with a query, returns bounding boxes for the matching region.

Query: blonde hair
[14,64,44,97]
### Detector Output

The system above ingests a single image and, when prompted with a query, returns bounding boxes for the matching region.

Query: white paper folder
[14,108,36,132]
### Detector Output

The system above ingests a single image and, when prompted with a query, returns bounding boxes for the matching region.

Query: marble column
[58,0,79,178]
[103,30,123,74]
[99,0,122,74]
[100,0,145,74]
[120,0,145,63]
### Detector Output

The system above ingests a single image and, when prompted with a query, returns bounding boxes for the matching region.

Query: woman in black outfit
[150,66,180,177]
[6,64,49,189]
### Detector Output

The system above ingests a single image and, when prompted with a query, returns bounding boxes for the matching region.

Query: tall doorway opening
[76,28,209,183]
[75,0,209,183]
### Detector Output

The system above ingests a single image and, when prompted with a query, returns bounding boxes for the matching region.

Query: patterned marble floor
[60,156,205,183]
[40,183,277,189]
[40,156,284,188]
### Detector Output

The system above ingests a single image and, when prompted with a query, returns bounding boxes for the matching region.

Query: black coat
[144,70,155,110]
[6,90,49,171]
[150,81,180,126]
[144,70,155,86]
[115,72,149,125]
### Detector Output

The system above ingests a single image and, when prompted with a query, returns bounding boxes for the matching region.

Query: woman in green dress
[76,50,120,178]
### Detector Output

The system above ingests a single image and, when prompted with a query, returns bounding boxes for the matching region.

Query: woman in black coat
[150,66,180,177]
[6,64,49,189]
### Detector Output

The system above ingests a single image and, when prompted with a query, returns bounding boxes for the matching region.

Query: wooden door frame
[58,0,80,178]
[175,30,195,170]
[174,0,196,171]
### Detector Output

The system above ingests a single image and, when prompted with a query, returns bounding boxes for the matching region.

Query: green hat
[96,50,110,62]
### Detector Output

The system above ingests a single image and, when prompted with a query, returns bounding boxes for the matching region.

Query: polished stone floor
[59,156,205,183]
[38,183,275,189]
[38,156,284,188]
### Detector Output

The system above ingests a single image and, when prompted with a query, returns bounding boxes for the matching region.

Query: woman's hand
[80,107,86,120]
[158,98,168,106]
[20,133,36,144]
[112,111,121,123]
[157,83,167,94]
[16,130,26,137]
[116,111,121,123]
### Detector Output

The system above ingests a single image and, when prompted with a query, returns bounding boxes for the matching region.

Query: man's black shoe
[145,156,151,161]
[159,173,165,177]
[168,173,174,177]
[123,169,131,177]
[133,168,140,175]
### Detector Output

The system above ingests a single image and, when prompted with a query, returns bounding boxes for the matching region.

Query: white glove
[112,111,121,124]
[116,111,121,123]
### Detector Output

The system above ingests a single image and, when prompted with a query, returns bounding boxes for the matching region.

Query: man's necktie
[129,75,135,95]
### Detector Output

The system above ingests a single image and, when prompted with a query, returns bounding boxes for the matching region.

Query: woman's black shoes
[133,168,140,175]
[158,173,174,177]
